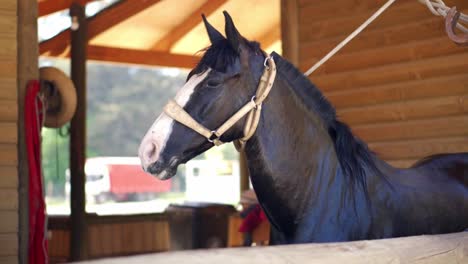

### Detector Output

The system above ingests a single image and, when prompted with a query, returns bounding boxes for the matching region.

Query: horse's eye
[206,80,221,88]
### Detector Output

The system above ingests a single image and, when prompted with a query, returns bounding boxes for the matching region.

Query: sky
[38,0,117,41]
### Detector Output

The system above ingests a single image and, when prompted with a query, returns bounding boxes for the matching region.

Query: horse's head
[138,12,268,179]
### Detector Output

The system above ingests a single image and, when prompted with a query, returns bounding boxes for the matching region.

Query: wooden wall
[48,215,170,263]
[0,0,18,263]
[287,0,468,167]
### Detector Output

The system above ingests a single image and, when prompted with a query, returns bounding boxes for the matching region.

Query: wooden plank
[312,53,468,92]
[40,0,162,55]
[0,10,17,37]
[39,0,96,17]
[0,210,17,233]
[354,115,468,143]
[133,222,145,254]
[0,144,17,166]
[100,224,113,257]
[0,78,17,99]
[153,222,161,251]
[0,189,18,210]
[0,100,18,122]
[0,166,17,188]
[370,137,468,160]
[299,0,398,22]
[303,36,465,75]
[112,223,124,255]
[0,234,17,256]
[87,224,100,257]
[299,16,450,60]
[0,38,17,61]
[0,0,16,12]
[0,256,18,264]
[281,0,299,66]
[298,2,436,43]
[326,74,468,108]
[77,232,468,264]
[338,95,468,125]
[0,123,17,143]
[48,229,70,260]
[0,60,17,79]
[141,221,154,253]
[86,45,200,69]
[227,215,244,247]
[151,0,227,51]
[154,221,170,252]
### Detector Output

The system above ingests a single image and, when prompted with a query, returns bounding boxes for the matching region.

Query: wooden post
[69,3,88,261]
[281,0,299,66]
[239,151,250,194]
[17,0,39,262]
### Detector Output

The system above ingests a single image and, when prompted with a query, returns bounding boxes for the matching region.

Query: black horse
[139,12,468,244]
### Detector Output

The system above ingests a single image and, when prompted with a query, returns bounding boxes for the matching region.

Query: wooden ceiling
[38,0,281,69]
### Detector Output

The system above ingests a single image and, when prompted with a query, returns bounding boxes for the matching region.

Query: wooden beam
[281,0,299,66]
[256,23,281,50]
[38,0,96,17]
[40,0,162,55]
[83,45,199,68]
[18,0,39,262]
[76,232,468,264]
[69,3,87,261]
[151,0,227,51]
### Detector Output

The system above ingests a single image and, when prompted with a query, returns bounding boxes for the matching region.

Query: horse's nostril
[143,143,158,163]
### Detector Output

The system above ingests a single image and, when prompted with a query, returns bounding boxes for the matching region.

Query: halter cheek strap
[163,55,277,149]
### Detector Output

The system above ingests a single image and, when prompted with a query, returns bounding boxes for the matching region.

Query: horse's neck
[245,76,366,238]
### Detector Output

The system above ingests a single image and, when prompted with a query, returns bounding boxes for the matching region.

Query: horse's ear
[223,11,243,52]
[202,14,225,44]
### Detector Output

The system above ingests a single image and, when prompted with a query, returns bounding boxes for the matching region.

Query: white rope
[304,0,397,76]
[419,0,468,33]
[304,0,468,76]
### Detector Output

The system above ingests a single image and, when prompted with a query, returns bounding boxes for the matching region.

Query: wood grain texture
[371,137,468,160]
[312,52,468,92]
[76,232,468,264]
[0,189,18,210]
[305,37,465,75]
[0,234,17,256]
[0,210,17,233]
[0,100,18,122]
[296,0,468,164]
[0,123,17,144]
[338,95,468,125]
[0,144,17,167]
[354,115,468,142]
[326,74,468,108]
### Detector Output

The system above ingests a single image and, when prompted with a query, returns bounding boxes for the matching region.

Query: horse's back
[412,153,468,187]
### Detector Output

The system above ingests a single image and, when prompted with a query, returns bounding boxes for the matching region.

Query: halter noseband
[163,55,277,150]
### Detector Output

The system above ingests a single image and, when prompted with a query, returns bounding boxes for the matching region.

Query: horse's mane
[271,52,380,193]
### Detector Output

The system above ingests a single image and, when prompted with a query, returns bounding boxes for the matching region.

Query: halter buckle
[207,130,219,143]
[251,95,258,109]
[264,56,271,70]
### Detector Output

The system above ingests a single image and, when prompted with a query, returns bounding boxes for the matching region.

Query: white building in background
[185,160,240,205]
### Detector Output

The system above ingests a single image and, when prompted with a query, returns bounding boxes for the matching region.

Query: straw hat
[39,67,77,128]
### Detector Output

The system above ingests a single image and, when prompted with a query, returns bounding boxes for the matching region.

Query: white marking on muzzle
[139,69,211,171]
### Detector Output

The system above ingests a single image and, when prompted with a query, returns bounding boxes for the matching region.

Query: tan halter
[163,55,277,150]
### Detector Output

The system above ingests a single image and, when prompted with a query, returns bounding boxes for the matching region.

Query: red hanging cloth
[25,80,48,264]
